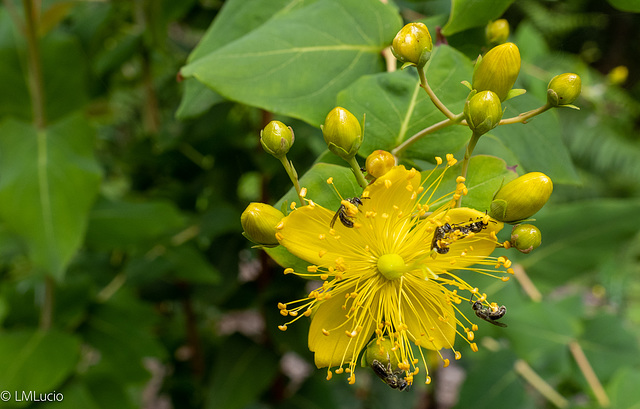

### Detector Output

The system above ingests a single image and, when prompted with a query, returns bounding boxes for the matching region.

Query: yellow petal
[364,165,421,216]
[401,277,456,350]
[308,289,376,368]
[277,204,366,267]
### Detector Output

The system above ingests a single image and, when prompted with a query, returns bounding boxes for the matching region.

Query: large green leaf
[0,329,80,404]
[486,94,580,184]
[442,0,516,36]
[181,0,402,126]
[337,45,474,160]
[177,0,299,120]
[0,115,102,280]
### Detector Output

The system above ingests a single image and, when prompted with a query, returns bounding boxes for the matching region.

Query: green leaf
[181,0,402,126]
[178,0,297,120]
[0,115,102,280]
[486,94,580,184]
[205,335,279,409]
[606,0,640,12]
[0,329,80,397]
[86,197,185,251]
[511,200,640,287]
[607,367,640,409]
[442,0,516,36]
[337,45,474,160]
[0,13,87,123]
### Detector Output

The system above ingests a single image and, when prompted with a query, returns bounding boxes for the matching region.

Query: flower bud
[464,90,503,135]
[472,42,521,101]
[547,73,582,107]
[608,66,628,85]
[260,120,294,158]
[485,19,510,45]
[362,337,399,369]
[322,107,362,160]
[490,172,553,223]
[241,202,285,246]
[365,150,396,179]
[391,22,433,68]
[511,224,542,254]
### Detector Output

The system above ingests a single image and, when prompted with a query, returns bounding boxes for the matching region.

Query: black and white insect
[330,197,368,228]
[430,217,491,254]
[471,300,507,327]
[371,359,410,391]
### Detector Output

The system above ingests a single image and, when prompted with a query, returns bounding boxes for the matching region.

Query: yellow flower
[275,162,512,385]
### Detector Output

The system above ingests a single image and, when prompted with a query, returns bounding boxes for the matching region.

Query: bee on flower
[274,154,513,386]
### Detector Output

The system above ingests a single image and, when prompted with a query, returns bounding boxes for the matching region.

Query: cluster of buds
[490,172,553,253]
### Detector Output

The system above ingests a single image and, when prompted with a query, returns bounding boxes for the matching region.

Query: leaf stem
[569,341,611,408]
[514,359,569,408]
[278,155,306,206]
[499,103,551,125]
[391,116,463,158]
[39,275,54,331]
[22,0,46,129]
[418,65,456,120]
[346,156,368,189]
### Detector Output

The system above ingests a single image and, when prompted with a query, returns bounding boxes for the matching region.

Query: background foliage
[1,0,640,408]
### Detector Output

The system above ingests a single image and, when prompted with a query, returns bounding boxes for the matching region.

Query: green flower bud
[490,172,553,223]
[322,107,362,160]
[260,120,294,158]
[361,337,399,369]
[365,150,396,179]
[241,202,285,246]
[485,19,510,45]
[547,73,582,107]
[511,224,542,254]
[472,42,521,101]
[391,22,433,68]
[464,90,503,135]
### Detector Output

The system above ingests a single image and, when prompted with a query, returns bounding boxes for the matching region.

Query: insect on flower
[371,359,410,391]
[431,217,491,254]
[471,300,507,327]
[330,196,368,228]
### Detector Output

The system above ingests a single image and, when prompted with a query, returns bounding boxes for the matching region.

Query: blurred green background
[1,0,640,408]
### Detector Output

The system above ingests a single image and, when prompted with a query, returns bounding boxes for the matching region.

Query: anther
[284,268,294,275]
[278,325,287,331]
[300,187,307,197]
[454,351,462,360]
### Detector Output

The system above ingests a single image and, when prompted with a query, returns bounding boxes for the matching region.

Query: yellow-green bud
[362,337,399,369]
[391,22,433,68]
[365,150,396,179]
[241,202,285,246]
[322,107,362,160]
[464,90,503,135]
[260,120,294,158]
[608,66,628,85]
[511,224,542,254]
[547,73,582,107]
[490,172,553,223]
[485,19,510,45]
[472,42,521,101]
